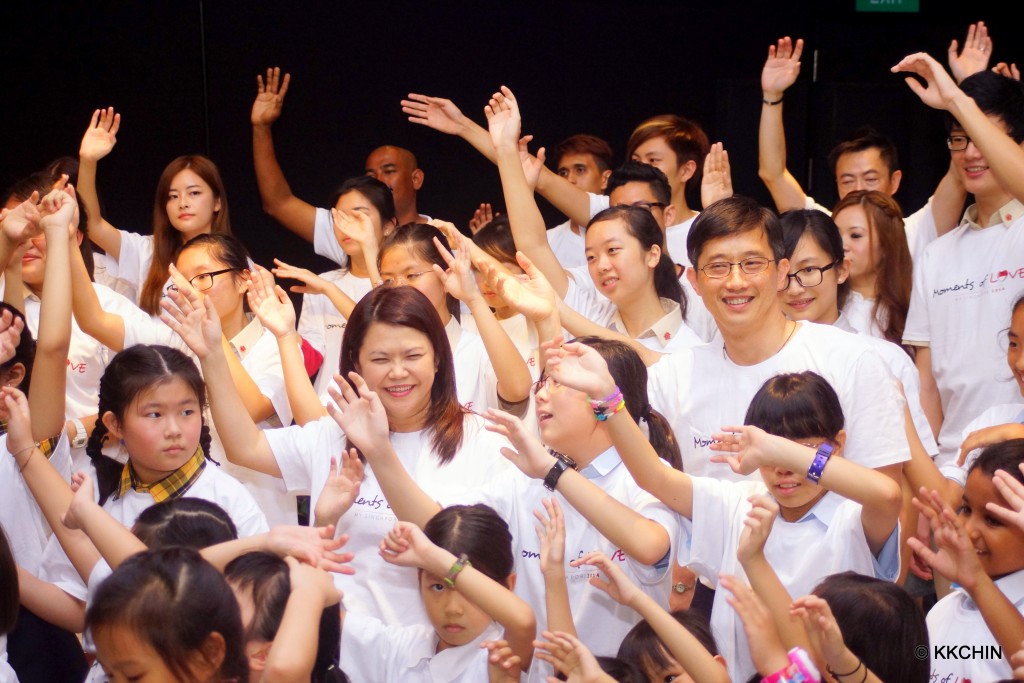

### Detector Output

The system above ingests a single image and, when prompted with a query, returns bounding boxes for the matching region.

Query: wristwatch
[70,417,88,449]
[673,582,695,594]
[542,453,577,491]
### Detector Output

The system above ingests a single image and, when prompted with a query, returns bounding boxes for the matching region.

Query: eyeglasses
[532,375,562,395]
[786,260,840,288]
[698,257,774,279]
[186,268,239,292]
[378,271,431,288]
[946,135,973,151]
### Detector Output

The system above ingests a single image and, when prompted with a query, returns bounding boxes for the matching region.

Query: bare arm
[77,107,124,257]
[929,162,967,238]
[70,235,126,350]
[251,68,318,242]
[758,37,810,212]
[914,346,943,439]
[16,567,86,633]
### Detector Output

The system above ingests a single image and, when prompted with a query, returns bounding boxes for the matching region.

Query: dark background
[3,1,1019,276]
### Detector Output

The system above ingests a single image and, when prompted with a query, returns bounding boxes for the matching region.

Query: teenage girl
[335,329,681,659]
[831,190,913,347]
[338,505,534,682]
[486,90,701,353]
[78,107,232,312]
[165,283,515,628]
[87,547,248,683]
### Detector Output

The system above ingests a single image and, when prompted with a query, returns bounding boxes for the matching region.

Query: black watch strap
[543,454,576,491]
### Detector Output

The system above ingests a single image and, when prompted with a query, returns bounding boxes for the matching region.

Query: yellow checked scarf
[117,445,207,502]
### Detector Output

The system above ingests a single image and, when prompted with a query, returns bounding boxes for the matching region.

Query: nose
[388,360,410,379]
[442,590,464,617]
[164,414,183,437]
[724,263,747,287]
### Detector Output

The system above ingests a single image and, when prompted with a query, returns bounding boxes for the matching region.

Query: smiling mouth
[384,384,414,397]
[537,411,553,423]
[724,296,753,306]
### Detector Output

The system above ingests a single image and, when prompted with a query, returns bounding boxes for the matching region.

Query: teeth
[724,297,753,305]
[386,385,412,393]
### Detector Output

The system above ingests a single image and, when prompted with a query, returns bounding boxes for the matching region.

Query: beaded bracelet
[590,387,625,421]
[443,553,471,588]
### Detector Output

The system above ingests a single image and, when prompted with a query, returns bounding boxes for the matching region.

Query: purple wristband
[806,443,833,484]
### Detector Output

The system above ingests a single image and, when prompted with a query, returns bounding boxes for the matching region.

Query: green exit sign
[856,0,919,11]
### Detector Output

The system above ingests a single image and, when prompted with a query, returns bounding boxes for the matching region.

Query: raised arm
[77,107,125,257]
[534,498,576,637]
[62,473,147,569]
[160,288,280,476]
[948,21,992,84]
[70,229,126,350]
[251,67,317,241]
[487,87,569,297]
[893,51,1024,203]
[701,142,734,208]
[758,37,810,212]
[273,258,358,320]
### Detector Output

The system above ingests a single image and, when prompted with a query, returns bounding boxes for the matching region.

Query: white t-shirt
[926,568,1024,683]
[547,220,587,268]
[0,433,72,575]
[266,414,514,628]
[840,290,886,340]
[904,201,1024,465]
[834,313,938,456]
[297,269,374,400]
[92,230,155,303]
[682,478,900,683]
[648,321,910,479]
[940,403,1024,487]
[340,612,499,683]
[446,447,677,660]
[38,461,268,600]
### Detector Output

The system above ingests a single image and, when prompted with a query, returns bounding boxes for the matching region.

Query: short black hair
[827,126,900,176]
[605,161,672,207]
[950,71,1024,142]
[687,195,785,266]
[554,134,614,172]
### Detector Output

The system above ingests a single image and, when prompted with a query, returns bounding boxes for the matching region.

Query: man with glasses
[896,56,1024,470]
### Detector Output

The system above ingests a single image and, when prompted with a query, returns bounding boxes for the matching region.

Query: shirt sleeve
[264,419,339,494]
[903,244,932,345]
[677,477,744,582]
[312,207,350,268]
[838,348,911,470]
[588,192,611,221]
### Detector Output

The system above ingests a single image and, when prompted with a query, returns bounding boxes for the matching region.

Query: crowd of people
[2,19,1024,683]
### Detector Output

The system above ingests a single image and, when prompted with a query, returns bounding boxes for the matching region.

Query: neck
[671,189,696,225]
[221,309,247,340]
[617,289,666,338]
[777,488,828,522]
[348,253,369,279]
[849,273,877,300]
[817,307,841,326]
[396,203,420,226]
[722,315,795,366]
[565,431,613,469]
[180,224,211,243]
[388,410,428,433]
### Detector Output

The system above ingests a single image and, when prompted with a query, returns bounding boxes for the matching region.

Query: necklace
[723,320,798,361]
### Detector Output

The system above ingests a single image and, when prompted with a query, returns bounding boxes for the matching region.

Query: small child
[340,504,536,682]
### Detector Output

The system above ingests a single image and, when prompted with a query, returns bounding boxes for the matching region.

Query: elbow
[880,479,904,519]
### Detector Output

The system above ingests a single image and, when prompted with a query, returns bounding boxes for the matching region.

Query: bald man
[251,68,430,245]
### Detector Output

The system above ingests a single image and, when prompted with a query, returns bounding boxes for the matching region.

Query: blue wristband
[806,443,833,484]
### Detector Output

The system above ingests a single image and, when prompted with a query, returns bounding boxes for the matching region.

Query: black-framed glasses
[378,271,431,288]
[698,257,774,279]
[188,268,239,291]
[946,135,973,152]
[786,260,840,288]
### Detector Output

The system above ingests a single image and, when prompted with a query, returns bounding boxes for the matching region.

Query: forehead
[132,375,197,408]
[585,217,632,245]
[175,244,224,273]
[833,204,868,229]
[610,181,658,205]
[380,243,431,272]
[334,189,374,212]
[557,152,599,170]
[697,228,773,264]
[632,136,676,161]
[835,148,889,176]
[791,232,833,262]
[366,147,412,171]
[361,321,433,353]
[169,168,211,190]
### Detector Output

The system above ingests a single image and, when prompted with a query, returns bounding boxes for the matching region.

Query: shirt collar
[791,490,844,526]
[402,622,502,680]
[961,198,1024,230]
[963,569,1024,610]
[608,298,683,348]
[229,315,264,360]
[117,445,207,502]
[578,446,622,479]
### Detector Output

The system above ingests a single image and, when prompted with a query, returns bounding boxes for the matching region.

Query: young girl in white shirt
[341,504,535,682]
[831,190,912,348]
[164,284,514,628]
[78,108,233,313]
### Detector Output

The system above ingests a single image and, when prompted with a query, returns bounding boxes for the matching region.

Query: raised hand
[484,639,524,683]
[432,232,481,305]
[378,521,435,569]
[332,207,378,251]
[762,37,804,98]
[0,192,41,244]
[1,387,33,460]
[63,471,98,532]
[517,135,547,191]
[484,251,557,322]
[572,550,642,607]
[533,630,610,683]
[401,93,468,136]
[790,594,850,669]
[284,556,344,607]
[907,487,984,589]
[737,494,779,566]
[484,408,556,479]
[252,67,291,126]
[948,21,992,83]
[891,52,962,111]
[267,525,354,574]
[987,464,1024,533]
[468,203,496,234]
[992,62,1021,81]
[701,142,733,208]
[485,86,523,151]
[38,185,79,237]
[79,107,121,162]
[326,372,390,454]
[160,266,223,359]
[719,574,791,675]
[543,339,615,398]
[272,258,331,296]
[535,497,566,578]
[313,450,365,529]
[959,423,1024,465]
[708,425,775,475]
[0,309,24,365]
[246,264,297,339]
